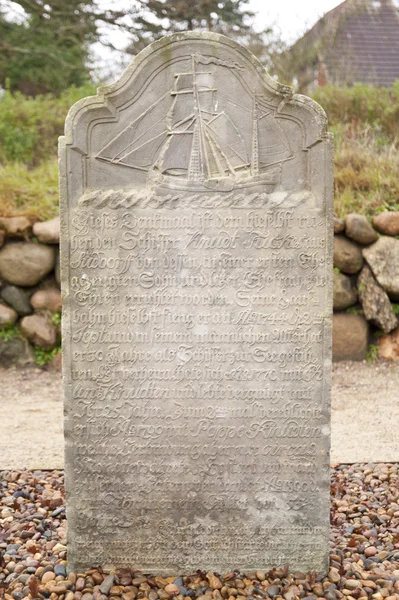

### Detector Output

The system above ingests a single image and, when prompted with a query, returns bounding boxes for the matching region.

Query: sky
[246,0,344,42]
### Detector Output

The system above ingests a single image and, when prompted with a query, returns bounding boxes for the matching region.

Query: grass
[333,123,399,218]
[0,159,59,219]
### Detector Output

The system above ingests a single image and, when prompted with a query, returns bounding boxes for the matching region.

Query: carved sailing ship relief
[96,55,293,193]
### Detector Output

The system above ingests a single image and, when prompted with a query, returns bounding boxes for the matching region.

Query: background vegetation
[0,1,398,220]
[0,82,398,219]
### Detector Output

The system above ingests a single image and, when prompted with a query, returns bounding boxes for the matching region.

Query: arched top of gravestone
[60,32,331,209]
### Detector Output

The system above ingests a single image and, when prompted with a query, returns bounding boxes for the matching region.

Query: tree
[125,0,287,81]
[127,0,258,54]
[0,0,126,95]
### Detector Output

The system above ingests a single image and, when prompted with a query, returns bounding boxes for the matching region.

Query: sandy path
[0,361,398,469]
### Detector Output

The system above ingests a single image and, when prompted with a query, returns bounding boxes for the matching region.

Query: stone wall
[0,211,398,367]
[333,212,399,361]
[0,216,61,368]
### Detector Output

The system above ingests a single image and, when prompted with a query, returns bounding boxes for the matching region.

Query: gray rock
[99,575,115,595]
[345,213,378,245]
[332,313,369,361]
[333,216,345,234]
[0,304,18,328]
[363,236,399,300]
[333,271,358,311]
[0,242,56,287]
[33,217,60,244]
[54,564,66,577]
[1,285,32,316]
[20,314,57,349]
[358,265,398,333]
[372,211,399,236]
[0,336,34,368]
[333,235,363,274]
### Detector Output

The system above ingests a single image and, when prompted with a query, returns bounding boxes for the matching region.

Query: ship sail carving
[96,55,293,192]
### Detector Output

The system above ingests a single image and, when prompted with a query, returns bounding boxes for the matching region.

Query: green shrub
[33,346,61,367]
[0,324,20,342]
[313,82,399,141]
[0,85,96,166]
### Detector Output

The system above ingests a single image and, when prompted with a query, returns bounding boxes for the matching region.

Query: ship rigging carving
[96,55,293,193]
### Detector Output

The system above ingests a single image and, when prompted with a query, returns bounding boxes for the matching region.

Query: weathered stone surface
[378,326,399,360]
[33,217,60,244]
[0,304,18,328]
[20,314,57,349]
[60,32,333,573]
[345,213,378,245]
[1,285,32,316]
[30,287,62,313]
[363,236,399,300]
[333,216,345,234]
[332,314,368,361]
[333,236,363,274]
[372,211,399,236]
[0,242,55,287]
[357,265,398,333]
[0,336,34,367]
[333,271,357,311]
[0,216,31,238]
[55,252,60,285]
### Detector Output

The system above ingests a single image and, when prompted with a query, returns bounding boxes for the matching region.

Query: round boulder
[345,213,378,245]
[333,271,358,311]
[33,217,60,244]
[31,287,62,314]
[363,236,399,300]
[0,216,31,238]
[0,242,56,287]
[0,336,34,368]
[378,326,399,361]
[334,216,345,234]
[372,211,399,236]
[333,235,363,274]
[0,304,18,328]
[332,313,369,361]
[20,314,57,349]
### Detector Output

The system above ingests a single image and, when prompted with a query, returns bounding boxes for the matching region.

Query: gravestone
[60,32,333,574]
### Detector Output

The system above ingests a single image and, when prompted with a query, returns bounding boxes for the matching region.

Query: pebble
[1,467,399,600]
[100,576,115,595]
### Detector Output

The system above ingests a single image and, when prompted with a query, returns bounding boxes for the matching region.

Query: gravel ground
[1,465,399,600]
[1,361,399,469]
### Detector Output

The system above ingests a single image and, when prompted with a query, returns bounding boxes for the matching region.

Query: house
[289,0,399,90]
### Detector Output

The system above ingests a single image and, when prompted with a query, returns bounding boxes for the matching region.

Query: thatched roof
[291,0,399,86]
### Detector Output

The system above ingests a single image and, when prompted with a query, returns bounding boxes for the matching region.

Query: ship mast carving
[96,54,293,192]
